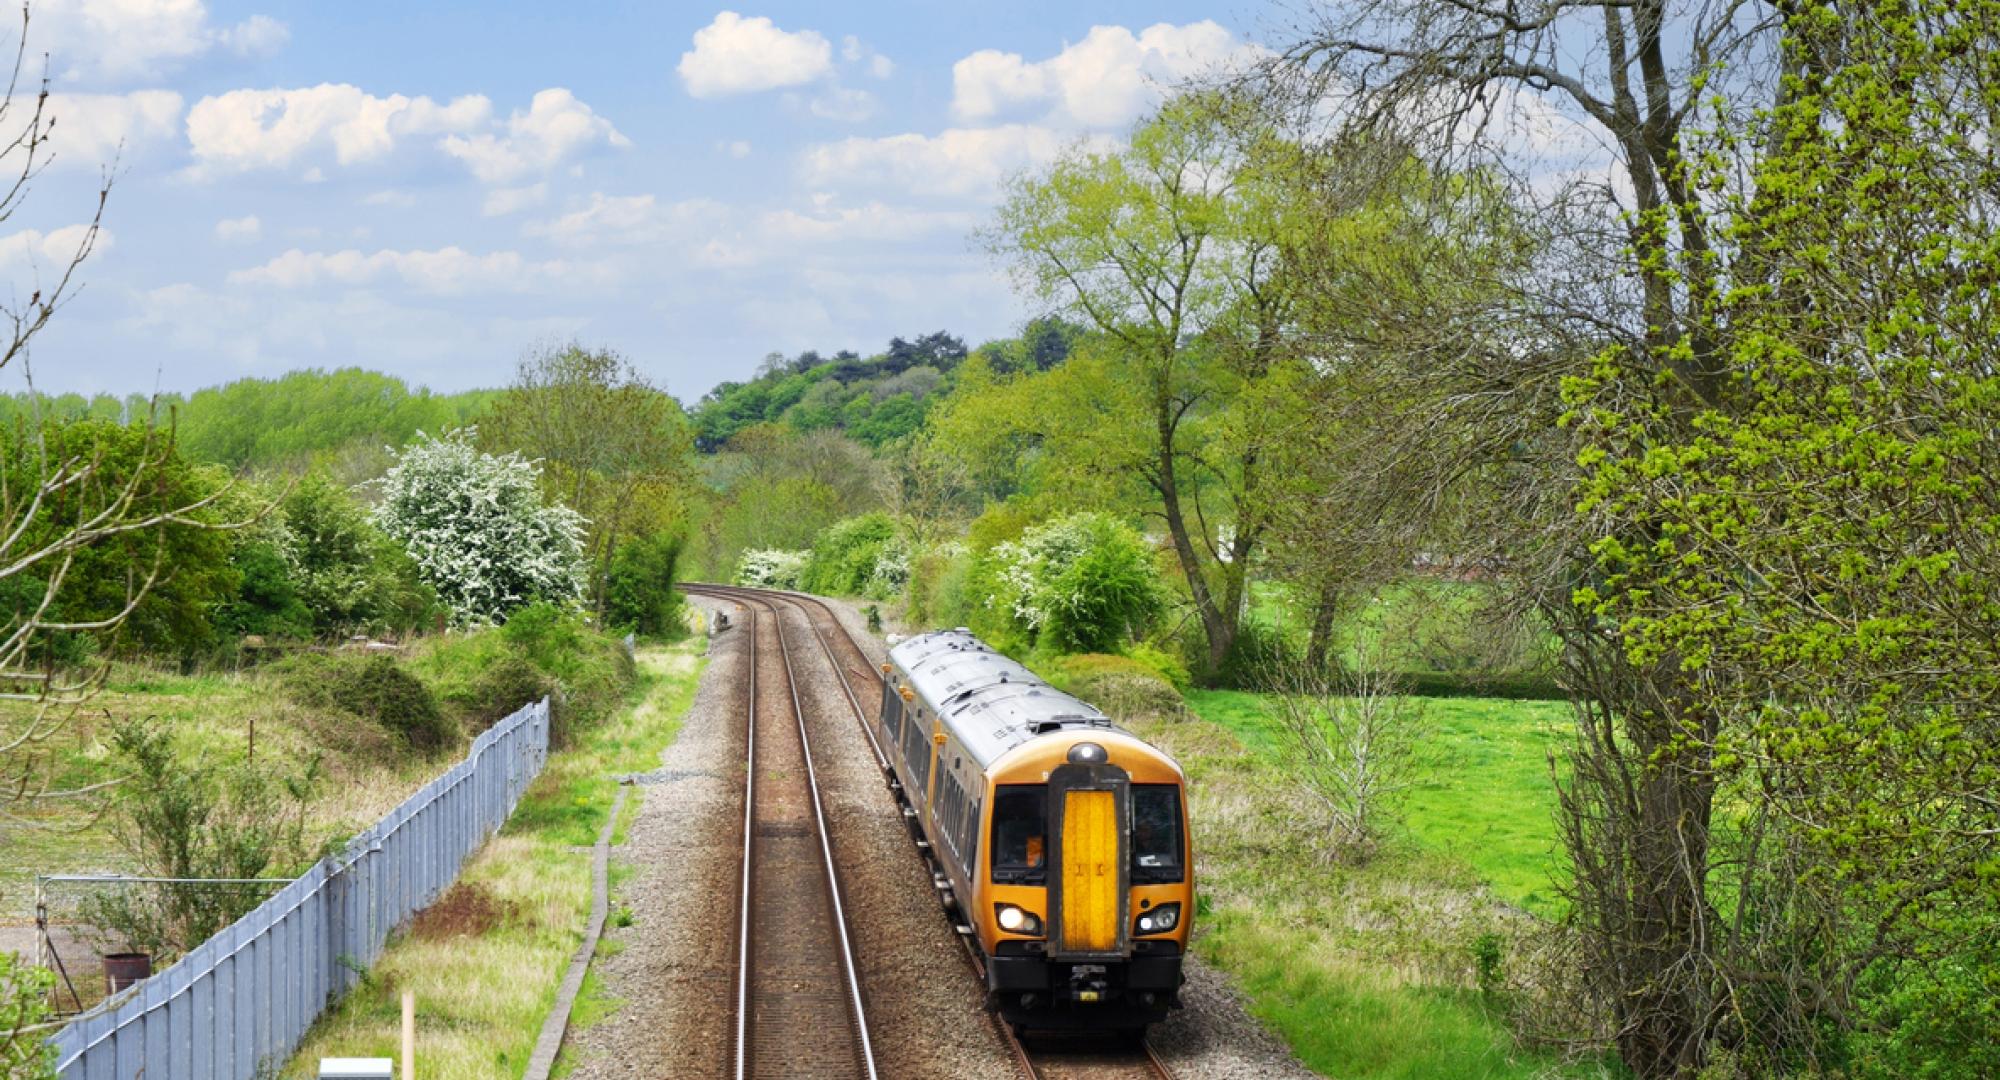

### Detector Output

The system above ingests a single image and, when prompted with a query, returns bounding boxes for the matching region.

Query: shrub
[85,720,319,959]
[735,548,807,588]
[1044,653,1184,719]
[371,429,586,625]
[284,471,438,637]
[0,951,55,1076]
[282,653,455,754]
[992,513,1163,653]
[801,513,902,597]
[410,607,633,748]
[463,650,552,732]
[604,531,685,638]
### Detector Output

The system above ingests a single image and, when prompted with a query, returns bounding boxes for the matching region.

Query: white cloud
[842,35,894,79]
[524,192,729,249]
[679,12,833,98]
[213,214,260,242]
[482,183,548,217]
[43,90,184,166]
[185,84,624,184]
[952,21,1265,128]
[760,201,975,244]
[721,139,752,159]
[439,88,630,184]
[186,84,492,176]
[0,224,111,276]
[801,124,1096,198]
[808,86,876,123]
[227,245,613,295]
[362,189,417,208]
[35,0,288,83]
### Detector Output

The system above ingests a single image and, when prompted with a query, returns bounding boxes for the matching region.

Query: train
[877,628,1192,1034]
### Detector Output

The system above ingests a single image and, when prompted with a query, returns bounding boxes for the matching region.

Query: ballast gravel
[565,592,1318,1080]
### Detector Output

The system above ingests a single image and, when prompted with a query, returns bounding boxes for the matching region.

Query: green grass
[1132,689,1609,1079]
[1185,689,1569,916]
[1205,910,1606,1080]
[282,641,707,1079]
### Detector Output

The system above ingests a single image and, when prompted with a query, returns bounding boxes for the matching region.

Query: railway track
[699,587,878,1080]
[683,584,1175,1080]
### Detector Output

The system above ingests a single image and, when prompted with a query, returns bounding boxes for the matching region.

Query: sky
[0,0,1275,404]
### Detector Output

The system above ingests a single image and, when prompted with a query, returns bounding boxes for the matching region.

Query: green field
[1150,689,1606,1079]
[1186,690,1571,916]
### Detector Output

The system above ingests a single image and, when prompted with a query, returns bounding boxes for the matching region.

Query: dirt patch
[409,881,523,940]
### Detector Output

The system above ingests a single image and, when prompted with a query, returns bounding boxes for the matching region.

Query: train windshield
[990,784,1047,884]
[1131,784,1184,884]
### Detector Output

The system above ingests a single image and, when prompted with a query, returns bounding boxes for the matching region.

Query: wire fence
[45,696,552,1080]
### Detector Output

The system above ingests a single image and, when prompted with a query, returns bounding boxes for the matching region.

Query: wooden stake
[401,990,415,1080]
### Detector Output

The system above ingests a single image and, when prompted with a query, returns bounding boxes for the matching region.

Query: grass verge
[1137,693,1614,1079]
[281,640,706,1079]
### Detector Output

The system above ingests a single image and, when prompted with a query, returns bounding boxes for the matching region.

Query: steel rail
[733,602,758,1080]
[696,586,879,1080]
[686,584,1174,1080]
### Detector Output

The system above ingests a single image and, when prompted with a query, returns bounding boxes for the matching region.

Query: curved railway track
[699,587,879,1080]
[683,584,1174,1080]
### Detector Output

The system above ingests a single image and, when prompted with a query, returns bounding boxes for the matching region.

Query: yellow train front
[878,629,1192,1033]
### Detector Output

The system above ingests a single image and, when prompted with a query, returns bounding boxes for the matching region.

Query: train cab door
[1046,756,1131,961]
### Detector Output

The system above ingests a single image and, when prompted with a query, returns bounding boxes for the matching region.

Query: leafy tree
[988,92,1296,677]
[478,343,694,617]
[282,473,436,636]
[172,368,492,470]
[603,531,685,637]
[371,430,586,625]
[801,513,903,597]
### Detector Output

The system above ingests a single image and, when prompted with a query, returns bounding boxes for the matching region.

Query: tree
[1274,0,2000,1071]
[603,531,685,637]
[371,430,586,625]
[989,92,1297,677]
[1269,644,1430,861]
[479,343,694,617]
[281,472,435,636]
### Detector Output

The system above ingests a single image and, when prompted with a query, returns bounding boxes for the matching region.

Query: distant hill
[690,319,1080,452]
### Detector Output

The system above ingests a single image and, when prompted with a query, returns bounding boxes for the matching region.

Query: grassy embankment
[1135,687,1612,1079]
[0,666,451,931]
[282,638,705,1078]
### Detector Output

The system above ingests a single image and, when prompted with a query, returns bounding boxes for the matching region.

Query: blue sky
[2,1,1272,404]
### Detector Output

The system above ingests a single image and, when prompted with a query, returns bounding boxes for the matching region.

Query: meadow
[1150,690,1613,1079]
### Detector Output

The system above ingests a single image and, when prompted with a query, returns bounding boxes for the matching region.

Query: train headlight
[995,904,1043,935]
[1135,903,1181,935]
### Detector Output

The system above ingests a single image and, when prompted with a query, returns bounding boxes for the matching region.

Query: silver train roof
[888,628,1120,769]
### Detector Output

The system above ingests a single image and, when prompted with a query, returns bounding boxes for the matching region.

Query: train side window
[990,784,1047,884]
[1131,784,1185,884]
[964,795,982,873]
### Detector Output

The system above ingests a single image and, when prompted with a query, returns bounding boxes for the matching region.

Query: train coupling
[1065,964,1110,1004]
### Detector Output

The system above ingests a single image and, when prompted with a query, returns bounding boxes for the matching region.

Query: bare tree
[0,4,229,817]
[1269,644,1430,862]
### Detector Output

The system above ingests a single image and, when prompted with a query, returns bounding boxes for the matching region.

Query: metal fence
[47,697,552,1079]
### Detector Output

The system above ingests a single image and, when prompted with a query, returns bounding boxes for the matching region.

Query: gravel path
[566,591,1319,1080]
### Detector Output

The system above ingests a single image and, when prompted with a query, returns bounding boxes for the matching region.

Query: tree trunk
[1304,579,1341,674]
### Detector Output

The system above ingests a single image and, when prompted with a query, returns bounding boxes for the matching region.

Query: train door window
[880,683,903,741]
[1130,784,1185,884]
[964,795,982,873]
[904,713,933,796]
[990,784,1047,884]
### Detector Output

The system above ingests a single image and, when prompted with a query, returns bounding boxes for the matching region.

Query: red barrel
[102,952,151,994]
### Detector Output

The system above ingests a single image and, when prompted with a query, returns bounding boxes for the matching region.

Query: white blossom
[370,429,587,625]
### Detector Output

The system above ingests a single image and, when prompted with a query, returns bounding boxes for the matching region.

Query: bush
[992,513,1163,653]
[282,652,455,753]
[463,650,552,733]
[412,605,633,748]
[604,531,684,637]
[0,951,55,1077]
[735,548,807,588]
[1211,618,1302,690]
[284,471,438,637]
[371,429,587,625]
[85,720,319,959]
[801,513,903,597]
[1044,653,1184,719]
